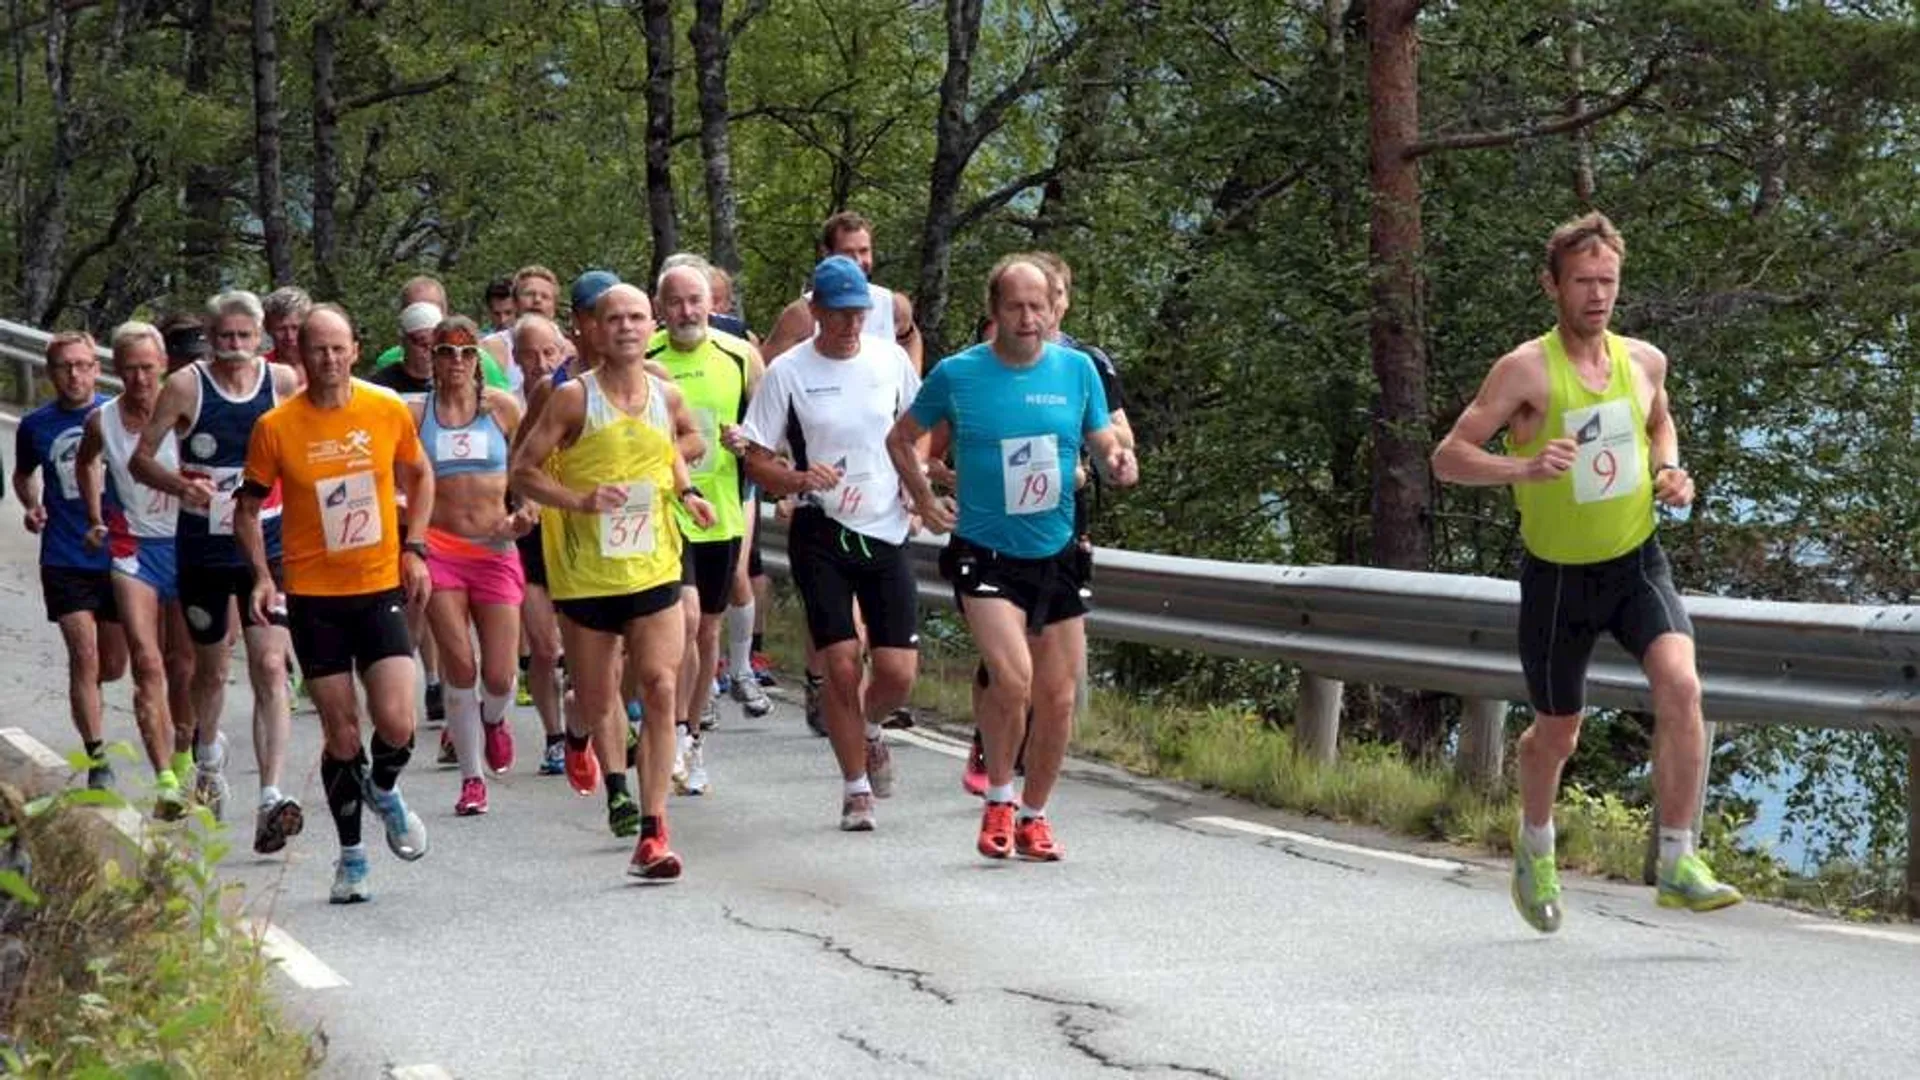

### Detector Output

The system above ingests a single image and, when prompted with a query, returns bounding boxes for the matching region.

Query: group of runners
[12,209,1738,927]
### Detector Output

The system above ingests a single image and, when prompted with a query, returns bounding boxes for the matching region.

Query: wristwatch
[678,485,704,502]
[1653,462,1681,479]
[402,540,429,559]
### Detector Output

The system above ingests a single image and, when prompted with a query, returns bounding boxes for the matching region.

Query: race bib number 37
[1565,399,1642,505]
[320,471,381,552]
[1001,435,1061,516]
[600,481,657,558]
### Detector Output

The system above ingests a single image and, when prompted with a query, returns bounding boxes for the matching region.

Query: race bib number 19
[320,471,381,552]
[1001,435,1061,515]
[1565,399,1642,505]
[600,482,657,558]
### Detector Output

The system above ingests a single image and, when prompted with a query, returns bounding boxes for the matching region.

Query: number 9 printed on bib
[600,481,657,558]
[320,471,382,552]
[1564,399,1642,505]
[1001,435,1061,515]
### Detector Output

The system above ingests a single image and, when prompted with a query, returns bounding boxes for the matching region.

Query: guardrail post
[1455,698,1507,789]
[11,357,33,407]
[1907,734,1918,918]
[1294,674,1342,765]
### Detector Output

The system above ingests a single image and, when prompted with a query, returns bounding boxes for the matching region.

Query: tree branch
[966,28,1088,153]
[952,165,1067,234]
[340,70,458,114]
[1189,14,1287,93]
[46,155,160,323]
[1404,57,1663,160]
[725,0,770,41]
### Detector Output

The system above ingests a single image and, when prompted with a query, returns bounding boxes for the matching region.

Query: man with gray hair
[131,290,306,854]
[262,286,312,371]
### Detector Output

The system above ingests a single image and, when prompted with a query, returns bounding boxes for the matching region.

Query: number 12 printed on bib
[320,471,381,552]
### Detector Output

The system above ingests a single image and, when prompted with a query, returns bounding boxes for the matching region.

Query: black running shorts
[287,588,414,681]
[41,565,119,623]
[1517,536,1694,716]
[554,582,681,636]
[681,537,742,615]
[517,523,548,590]
[179,562,286,645]
[788,507,918,651]
[939,535,1087,635]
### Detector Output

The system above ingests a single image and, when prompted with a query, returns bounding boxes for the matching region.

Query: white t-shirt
[740,337,920,545]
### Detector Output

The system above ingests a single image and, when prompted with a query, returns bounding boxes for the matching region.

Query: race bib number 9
[319,471,381,553]
[600,481,657,558]
[1001,435,1061,516]
[436,428,486,464]
[1565,399,1642,505]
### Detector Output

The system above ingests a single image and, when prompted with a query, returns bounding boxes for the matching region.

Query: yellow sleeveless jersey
[541,370,683,599]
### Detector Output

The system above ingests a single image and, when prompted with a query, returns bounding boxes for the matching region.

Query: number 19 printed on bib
[1001,435,1061,515]
[1564,399,1641,505]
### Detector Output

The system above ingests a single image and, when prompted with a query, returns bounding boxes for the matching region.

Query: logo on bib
[1574,413,1602,444]
[325,480,349,507]
[1008,442,1032,467]
[188,432,217,459]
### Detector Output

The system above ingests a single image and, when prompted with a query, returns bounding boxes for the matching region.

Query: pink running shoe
[484,720,515,774]
[962,729,988,797]
[455,777,489,816]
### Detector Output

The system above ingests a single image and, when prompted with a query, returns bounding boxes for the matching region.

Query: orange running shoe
[977,801,1016,859]
[1015,815,1062,861]
[628,827,682,881]
[563,737,600,797]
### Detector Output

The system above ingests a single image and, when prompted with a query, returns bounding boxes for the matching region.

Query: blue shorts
[110,536,179,604]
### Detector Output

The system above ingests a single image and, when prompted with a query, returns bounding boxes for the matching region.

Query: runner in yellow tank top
[1434,212,1740,932]
[511,283,715,882]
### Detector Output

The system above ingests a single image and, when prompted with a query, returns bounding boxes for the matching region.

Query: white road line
[0,726,73,770]
[256,923,349,989]
[1798,923,1920,947]
[1185,815,1469,873]
[888,728,969,759]
[389,1066,456,1080]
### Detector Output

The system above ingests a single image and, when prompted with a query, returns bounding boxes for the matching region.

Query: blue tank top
[178,360,282,566]
[419,391,509,478]
[14,395,109,570]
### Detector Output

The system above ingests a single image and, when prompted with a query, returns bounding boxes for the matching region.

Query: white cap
[399,301,443,335]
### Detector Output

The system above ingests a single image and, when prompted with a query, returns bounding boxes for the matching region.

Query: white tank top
[808,283,897,345]
[98,397,179,539]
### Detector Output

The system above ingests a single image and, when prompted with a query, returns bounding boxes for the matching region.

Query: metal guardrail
[1,318,122,406]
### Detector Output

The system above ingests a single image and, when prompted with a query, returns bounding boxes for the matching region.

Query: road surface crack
[721,906,956,1005]
[837,1030,935,1073]
[1004,988,1234,1078]
[1257,838,1375,875]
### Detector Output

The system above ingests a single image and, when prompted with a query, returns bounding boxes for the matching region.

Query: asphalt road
[1,435,1915,1077]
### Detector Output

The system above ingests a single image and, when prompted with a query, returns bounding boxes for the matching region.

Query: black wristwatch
[402,540,429,559]
[1652,462,1681,479]
[677,485,704,502]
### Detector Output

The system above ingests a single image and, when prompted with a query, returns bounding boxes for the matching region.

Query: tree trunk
[252,0,293,286]
[181,0,226,297]
[20,0,73,324]
[916,0,984,362]
[689,0,748,307]
[641,0,678,277]
[1032,42,1115,246]
[311,15,338,296]
[1565,28,1595,207]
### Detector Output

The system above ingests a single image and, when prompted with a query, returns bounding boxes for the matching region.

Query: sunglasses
[431,344,482,360]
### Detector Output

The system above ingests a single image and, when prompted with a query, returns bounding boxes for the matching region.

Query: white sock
[340,842,367,863]
[726,601,755,679]
[1017,802,1045,823]
[1657,827,1693,872]
[986,782,1016,804]
[1521,820,1555,857]
[482,683,514,727]
[446,682,484,780]
[194,731,222,765]
[864,720,883,741]
[844,775,872,797]
[259,785,281,810]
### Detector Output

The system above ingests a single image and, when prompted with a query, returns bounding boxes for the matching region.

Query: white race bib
[145,487,178,519]
[319,471,381,553]
[207,467,243,536]
[690,408,719,472]
[823,452,887,521]
[599,481,657,558]
[1001,435,1061,515]
[435,428,487,465]
[1565,399,1643,505]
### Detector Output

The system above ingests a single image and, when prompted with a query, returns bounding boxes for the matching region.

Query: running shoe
[483,720,515,774]
[866,737,895,799]
[803,673,826,737]
[364,782,429,861]
[86,760,115,792]
[607,792,641,837]
[698,698,720,733]
[1511,847,1563,934]
[731,676,772,717]
[962,730,988,797]
[539,740,566,776]
[625,719,640,771]
[841,792,876,832]
[671,727,693,791]
[253,795,305,854]
[515,678,534,708]
[425,682,446,724]
[329,850,371,904]
[564,738,600,797]
[977,801,1016,860]
[715,660,732,696]
[751,652,777,687]
[685,737,710,796]
[625,699,644,724]
[628,829,682,881]
[152,773,188,822]
[437,728,457,766]
[1015,816,1063,861]
[1656,853,1744,912]
[455,777,489,817]
[193,735,230,822]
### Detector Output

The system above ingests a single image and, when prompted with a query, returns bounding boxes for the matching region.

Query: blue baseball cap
[570,269,621,312]
[810,256,872,310]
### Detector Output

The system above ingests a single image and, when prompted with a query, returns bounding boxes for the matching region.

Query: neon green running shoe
[607,792,641,838]
[1656,853,1743,912]
[1511,848,1563,933]
[515,681,534,708]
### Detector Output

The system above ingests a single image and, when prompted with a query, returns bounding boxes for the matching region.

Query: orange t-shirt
[243,380,422,597]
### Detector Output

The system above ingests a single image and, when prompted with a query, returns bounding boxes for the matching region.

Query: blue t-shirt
[15,395,110,570]
[909,342,1109,559]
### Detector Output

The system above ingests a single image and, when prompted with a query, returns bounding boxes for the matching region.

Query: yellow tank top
[1506,328,1656,565]
[541,370,683,599]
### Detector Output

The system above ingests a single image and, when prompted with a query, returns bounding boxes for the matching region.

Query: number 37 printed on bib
[1563,400,1642,505]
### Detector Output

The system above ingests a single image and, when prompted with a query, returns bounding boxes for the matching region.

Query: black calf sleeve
[369,732,412,792]
[321,751,369,848]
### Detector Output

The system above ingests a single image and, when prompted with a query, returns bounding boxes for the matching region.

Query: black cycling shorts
[939,535,1086,635]
[555,582,681,636]
[1518,536,1694,716]
[517,524,548,590]
[681,538,742,615]
[41,565,119,624]
[788,508,918,651]
[179,562,286,646]
[287,588,414,681]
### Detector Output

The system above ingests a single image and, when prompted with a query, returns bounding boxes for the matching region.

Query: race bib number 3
[436,428,486,464]
[600,482,657,558]
[320,471,381,553]
[1565,399,1642,505]
[1001,435,1061,516]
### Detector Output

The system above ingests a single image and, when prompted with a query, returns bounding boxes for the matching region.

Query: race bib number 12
[320,471,381,552]
[1565,399,1642,505]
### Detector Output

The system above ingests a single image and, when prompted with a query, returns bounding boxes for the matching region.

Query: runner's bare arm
[11,437,41,528]
[129,369,199,498]
[397,438,435,543]
[662,382,707,465]
[1106,408,1136,452]
[509,382,590,511]
[895,292,923,374]
[1085,427,1139,488]
[269,361,301,399]
[761,299,813,364]
[233,493,278,624]
[887,412,943,513]
[1432,348,1564,486]
[1634,341,1693,506]
[75,412,108,541]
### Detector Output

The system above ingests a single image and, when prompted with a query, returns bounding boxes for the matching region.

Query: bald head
[512,313,567,382]
[595,284,656,363]
[987,258,1054,359]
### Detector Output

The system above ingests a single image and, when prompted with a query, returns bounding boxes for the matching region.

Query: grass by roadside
[760,590,1903,919]
[0,777,314,1078]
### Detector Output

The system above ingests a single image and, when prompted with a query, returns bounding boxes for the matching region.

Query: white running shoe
[682,737,709,796]
[730,677,772,718]
[671,726,692,792]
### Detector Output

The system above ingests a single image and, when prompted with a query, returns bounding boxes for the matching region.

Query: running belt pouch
[1072,542,1093,587]
[938,541,977,585]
